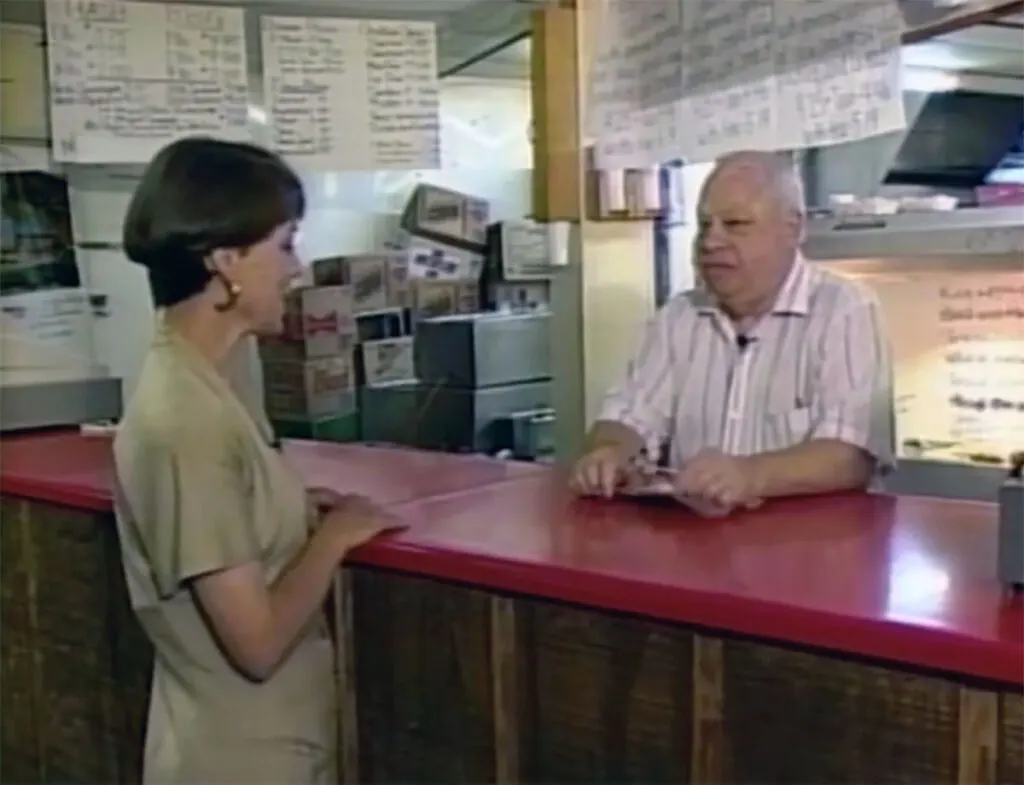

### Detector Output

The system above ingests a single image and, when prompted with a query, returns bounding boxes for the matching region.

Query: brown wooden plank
[530,6,581,222]
[0,497,42,782]
[490,595,520,783]
[350,568,495,783]
[523,602,693,783]
[999,692,1023,785]
[691,635,724,784]
[958,687,999,785]
[720,639,960,784]
[334,570,359,784]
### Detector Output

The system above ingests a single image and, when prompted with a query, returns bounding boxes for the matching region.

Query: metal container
[0,377,122,433]
[414,311,550,389]
[997,453,1024,590]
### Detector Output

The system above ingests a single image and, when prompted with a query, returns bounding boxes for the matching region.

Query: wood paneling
[0,500,150,784]
[350,568,496,783]
[3,503,1023,785]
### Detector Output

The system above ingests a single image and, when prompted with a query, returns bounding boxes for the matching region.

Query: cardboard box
[346,253,410,313]
[356,308,407,343]
[358,337,415,386]
[488,220,557,281]
[310,256,348,286]
[488,281,551,312]
[387,253,410,308]
[259,285,356,361]
[401,183,490,250]
[410,280,480,323]
[262,355,356,421]
[403,235,484,281]
[313,253,410,312]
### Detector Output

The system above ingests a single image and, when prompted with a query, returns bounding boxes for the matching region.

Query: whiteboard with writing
[261,16,441,172]
[860,271,1024,457]
[44,0,250,164]
[590,0,905,168]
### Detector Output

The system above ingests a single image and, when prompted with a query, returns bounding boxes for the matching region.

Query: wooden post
[490,595,520,783]
[333,570,359,784]
[958,687,998,785]
[690,635,724,784]
[530,4,582,222]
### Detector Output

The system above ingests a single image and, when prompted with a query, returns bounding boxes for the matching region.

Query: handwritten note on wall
[44,0,249,164]
[589,0,905,168]
[261,17,441,171]
[858,272,1024,456]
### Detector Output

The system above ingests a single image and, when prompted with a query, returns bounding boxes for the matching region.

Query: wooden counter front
[1,432,1021,784]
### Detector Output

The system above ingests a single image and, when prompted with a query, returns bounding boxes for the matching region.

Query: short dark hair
[123,136,305,307]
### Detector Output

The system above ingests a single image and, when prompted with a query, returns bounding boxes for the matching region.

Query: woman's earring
[213,271,241,312]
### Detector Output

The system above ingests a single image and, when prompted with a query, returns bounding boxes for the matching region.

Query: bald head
[694,151,807,323]
[711,150,806,219]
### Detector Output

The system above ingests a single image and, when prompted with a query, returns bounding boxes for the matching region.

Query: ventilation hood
[885,89,1024,189]
[806,87,1024,201]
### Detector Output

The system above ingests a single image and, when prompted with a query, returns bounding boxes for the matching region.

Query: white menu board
[589,0,905,168]
[865,272,1024,456]
[44,0,250,164]
[261,17,441,171]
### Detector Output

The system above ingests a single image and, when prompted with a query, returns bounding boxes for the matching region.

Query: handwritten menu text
[45,0,249,163]
[867,273,1024,457]
[261,16,440,171]
[589,0,905,167]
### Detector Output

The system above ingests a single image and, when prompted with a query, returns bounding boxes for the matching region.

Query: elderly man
[570,151,894,515]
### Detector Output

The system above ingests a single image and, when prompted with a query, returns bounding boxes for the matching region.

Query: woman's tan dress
[113,320,336,784]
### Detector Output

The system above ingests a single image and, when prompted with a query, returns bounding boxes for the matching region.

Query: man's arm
[746,296,894,499]
[586,305,678,461]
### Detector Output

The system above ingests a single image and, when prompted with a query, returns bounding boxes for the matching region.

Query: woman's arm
[190,525,344,682]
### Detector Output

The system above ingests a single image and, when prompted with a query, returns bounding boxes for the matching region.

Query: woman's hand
[306,486,345,514]
[317,493,404,558]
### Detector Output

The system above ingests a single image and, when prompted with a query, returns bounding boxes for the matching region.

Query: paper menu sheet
[261,17,441,171]
[853,271,1024,459]
[44,0,250,164]
[589,0,905,168]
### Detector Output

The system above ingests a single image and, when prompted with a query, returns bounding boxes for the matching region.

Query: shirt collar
[695,253,813,317]
[153,313,276,446]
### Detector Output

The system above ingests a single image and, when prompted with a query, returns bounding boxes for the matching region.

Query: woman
[113,136,396,783]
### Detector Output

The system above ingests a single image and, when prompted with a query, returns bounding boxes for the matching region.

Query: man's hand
[674,448,763,514]
[570,445,630,498]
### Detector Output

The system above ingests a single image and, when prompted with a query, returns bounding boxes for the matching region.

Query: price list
[44,0,249,163]
[261,16,441,171]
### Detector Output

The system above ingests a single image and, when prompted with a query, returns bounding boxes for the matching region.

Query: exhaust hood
[884,89,1024,189]
[805,86,1024,201]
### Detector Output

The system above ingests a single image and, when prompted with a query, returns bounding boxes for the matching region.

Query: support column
[531,0,657,463]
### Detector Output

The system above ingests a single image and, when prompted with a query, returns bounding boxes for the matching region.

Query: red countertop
[2,431,1022,686]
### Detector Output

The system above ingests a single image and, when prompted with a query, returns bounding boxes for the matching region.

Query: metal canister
[997,451,1024,591]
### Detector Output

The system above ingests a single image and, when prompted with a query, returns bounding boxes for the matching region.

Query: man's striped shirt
[597,256,896,469]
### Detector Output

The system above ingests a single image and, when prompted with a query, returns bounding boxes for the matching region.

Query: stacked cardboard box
[256,185,496,446]
[482,220,554,312]
[258,285,359,442]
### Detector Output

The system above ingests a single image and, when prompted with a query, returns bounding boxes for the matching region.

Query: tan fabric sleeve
[128,416,261,599]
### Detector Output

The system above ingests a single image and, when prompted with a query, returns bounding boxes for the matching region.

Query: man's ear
[791,211,807,246]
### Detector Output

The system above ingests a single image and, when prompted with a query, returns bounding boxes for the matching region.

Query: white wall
[1,16,533,398]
